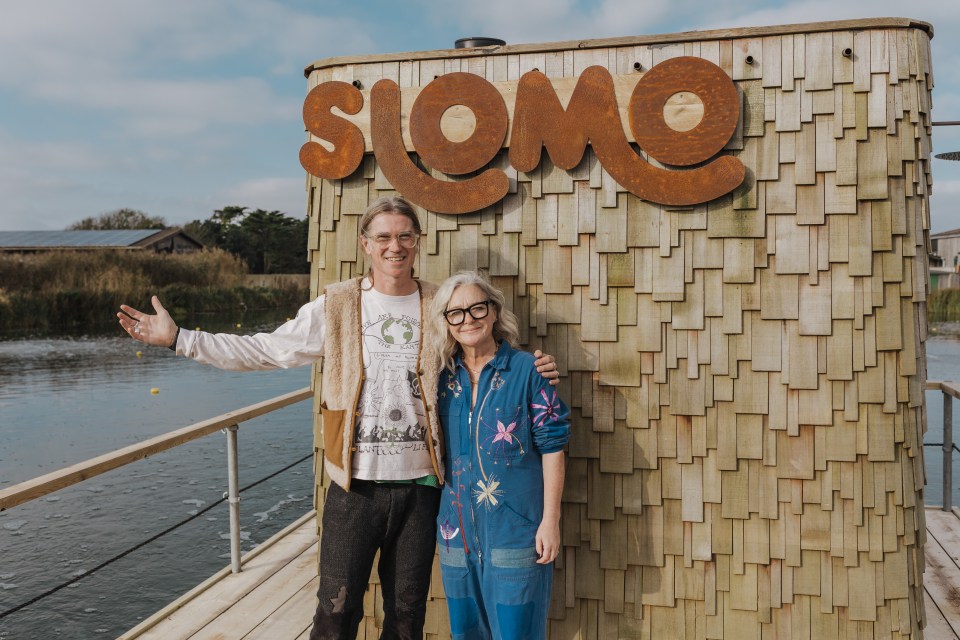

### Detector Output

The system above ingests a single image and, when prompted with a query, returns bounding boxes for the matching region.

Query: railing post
[945,392,954,512]
[225,424,242,572]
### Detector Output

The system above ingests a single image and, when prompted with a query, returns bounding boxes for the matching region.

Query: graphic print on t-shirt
[355,313,427,453]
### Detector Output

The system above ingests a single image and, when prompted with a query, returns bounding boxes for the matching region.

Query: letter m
[509,67,623,173]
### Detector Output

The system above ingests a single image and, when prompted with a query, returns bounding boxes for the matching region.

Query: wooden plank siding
[301,19,935,639]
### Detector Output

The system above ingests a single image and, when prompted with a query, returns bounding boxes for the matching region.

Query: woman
[117,197,559,640]
[430,271,569,640]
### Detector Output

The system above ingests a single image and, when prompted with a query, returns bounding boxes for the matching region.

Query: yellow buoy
[195,326,201,331]
[236,323,242,328]
[135,351,142,358]
[150,388,160,395]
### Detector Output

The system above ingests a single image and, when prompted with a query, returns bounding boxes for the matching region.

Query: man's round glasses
[364,231,420,249]
[443,300,493,326]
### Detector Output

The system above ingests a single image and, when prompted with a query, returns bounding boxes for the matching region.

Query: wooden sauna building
[301,17,936,639]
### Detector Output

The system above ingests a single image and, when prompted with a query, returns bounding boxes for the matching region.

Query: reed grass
[0,250,307,333]
[928,288,960,323]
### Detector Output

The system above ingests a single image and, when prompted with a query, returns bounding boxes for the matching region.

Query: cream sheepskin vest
[319,277,444,490]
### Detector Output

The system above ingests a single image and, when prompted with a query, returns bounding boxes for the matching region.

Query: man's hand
[533,350,560,386]
[117,296,179,348]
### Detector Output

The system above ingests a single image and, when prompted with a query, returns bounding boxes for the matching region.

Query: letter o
[629,57,740,167]
[409,72,508,175]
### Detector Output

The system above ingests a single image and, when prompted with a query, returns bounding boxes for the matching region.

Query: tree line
[69,206,309,274]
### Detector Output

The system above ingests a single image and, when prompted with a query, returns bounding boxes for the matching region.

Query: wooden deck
[120,511,319,640]
[924,508,960,639]
[122,507,960,639]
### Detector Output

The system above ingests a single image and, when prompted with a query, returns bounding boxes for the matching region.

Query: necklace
[464,360,487,384]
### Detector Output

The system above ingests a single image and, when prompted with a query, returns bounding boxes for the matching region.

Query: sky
[1,1,960,233]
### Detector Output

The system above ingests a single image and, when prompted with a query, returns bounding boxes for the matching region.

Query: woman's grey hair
[358,196,422,286]
[429,271,521,372]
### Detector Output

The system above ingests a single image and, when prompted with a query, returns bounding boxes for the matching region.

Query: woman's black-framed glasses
[443,300,493,326]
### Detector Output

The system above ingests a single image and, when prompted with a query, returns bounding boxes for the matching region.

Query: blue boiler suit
[436,341,570,640]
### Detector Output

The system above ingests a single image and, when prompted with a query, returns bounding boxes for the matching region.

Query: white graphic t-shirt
[352,282,434,481]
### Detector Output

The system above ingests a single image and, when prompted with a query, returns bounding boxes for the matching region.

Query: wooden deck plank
[142,530,317,640]
[927,508,960,567]
[925,591,959,640]
[120,511,318,640]
[924,507,960,639]
[195,542,318,639]
[243,576,318,639]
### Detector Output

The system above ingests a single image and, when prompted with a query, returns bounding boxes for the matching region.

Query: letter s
[299,81,365,180]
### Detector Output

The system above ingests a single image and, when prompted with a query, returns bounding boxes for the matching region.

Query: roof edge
[304,17,933,77]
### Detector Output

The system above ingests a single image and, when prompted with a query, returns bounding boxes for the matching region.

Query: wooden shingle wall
[304,21,934,640]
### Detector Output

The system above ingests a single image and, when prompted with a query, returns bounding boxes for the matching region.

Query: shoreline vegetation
[0,250,308,334]
[4,249,960,337]
[928,288,960,324]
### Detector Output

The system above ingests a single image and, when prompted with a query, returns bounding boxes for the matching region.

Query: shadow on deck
[121,508,960,639]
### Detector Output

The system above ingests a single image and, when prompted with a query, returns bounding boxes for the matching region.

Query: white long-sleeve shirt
[176,296,327,371]
[175,282,434,482]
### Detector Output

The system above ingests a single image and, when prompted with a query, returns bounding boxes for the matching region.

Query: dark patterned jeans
[309,480,441,640]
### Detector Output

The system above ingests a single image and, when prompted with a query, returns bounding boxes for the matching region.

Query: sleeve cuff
[167,326,180,351]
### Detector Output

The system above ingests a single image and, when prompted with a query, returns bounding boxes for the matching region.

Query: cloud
[0,0,376,77]
[98,78,298,137]
[0,144,130,229]
[3,0,960,232]
[215,177,307,217]
[0,128,118,229]
[413,0,589,44]
[0,0,374,139]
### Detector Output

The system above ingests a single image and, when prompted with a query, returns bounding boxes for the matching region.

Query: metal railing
[0,386,313,573]
[2,381,955,560]
[925,380,960,511]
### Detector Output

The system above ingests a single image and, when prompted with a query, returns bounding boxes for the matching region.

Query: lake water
[0,314,313,639]
[0,324,958,638]
[920,334,960,507]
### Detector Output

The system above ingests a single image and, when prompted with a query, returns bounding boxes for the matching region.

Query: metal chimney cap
[455,37,506,49]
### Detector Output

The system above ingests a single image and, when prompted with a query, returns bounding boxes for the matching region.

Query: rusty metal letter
[509,69,591,172]
[629,56,740,166]
[409,72,507,175]
[510,65,745,206]
[299,81,365,180]
[370,79,509,215]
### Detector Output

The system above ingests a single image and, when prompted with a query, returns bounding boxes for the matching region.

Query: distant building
[930,228,960,290]
[0,229,204,254]
[931,228,960,269]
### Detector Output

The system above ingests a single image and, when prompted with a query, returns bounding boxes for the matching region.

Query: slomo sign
[300,56,746,214]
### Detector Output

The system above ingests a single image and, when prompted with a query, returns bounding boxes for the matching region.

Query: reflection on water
[0,319,313,639]
[0,337,153,399]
